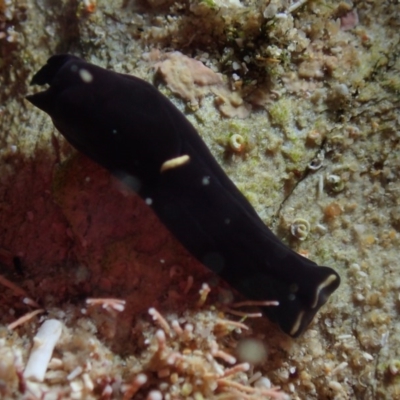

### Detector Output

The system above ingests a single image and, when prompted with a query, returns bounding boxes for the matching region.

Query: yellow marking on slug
[312,274,339,308]
[290,310,305,337]
[160,155,190,173]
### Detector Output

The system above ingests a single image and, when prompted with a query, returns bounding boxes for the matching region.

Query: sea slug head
[26,54,131,176]
[30,54,81,86]
[26,54,183,183]
[26,55,84,115]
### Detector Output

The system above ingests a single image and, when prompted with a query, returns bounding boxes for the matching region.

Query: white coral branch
[23,319,63,382]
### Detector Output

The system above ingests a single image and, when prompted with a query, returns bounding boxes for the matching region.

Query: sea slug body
[27,55,340,337]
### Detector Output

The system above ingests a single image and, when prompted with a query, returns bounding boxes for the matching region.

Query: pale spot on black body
[202,176,210,185]
[79,68,93,83]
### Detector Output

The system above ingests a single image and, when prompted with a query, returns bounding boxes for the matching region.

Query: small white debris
[145,198,153,205]
[328,380,344,393]
[23,319,63,382]
[355,293,365,301]
[381,331,389,347]
[70,379,84,392]
[232,61,241,70]
[22,297,40,308]
[331,361,348,375]
[288,0,309,13]
[362,352,374,361]
[184,323,193,333]
[232,73,240,81]
[102,384,112,397]
[263,3,278,18]
[337,334,352,340]
[147,390,163,400]
[67,366,83,381]
[48,357,63,369]
[254,376,272,389]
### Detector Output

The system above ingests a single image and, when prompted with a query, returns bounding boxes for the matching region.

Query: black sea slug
[27,55,340,337]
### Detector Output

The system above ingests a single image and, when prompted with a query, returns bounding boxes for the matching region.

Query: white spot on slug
[202,176,210,185]
[79,68,93,83]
